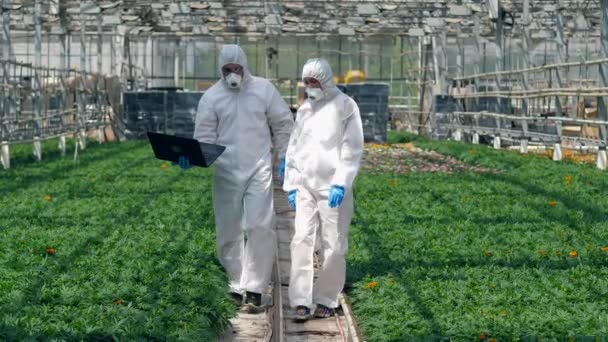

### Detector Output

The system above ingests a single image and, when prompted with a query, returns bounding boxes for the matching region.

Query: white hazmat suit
[194,45,294,295]
[283,59,364,309]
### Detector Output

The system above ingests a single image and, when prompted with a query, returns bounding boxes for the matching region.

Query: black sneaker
[230,292,243,308]
[245,291,265,314]
[313,304,334,318]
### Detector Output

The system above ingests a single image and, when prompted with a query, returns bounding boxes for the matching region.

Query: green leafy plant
[0,139,235,340]
[347,132,608,341]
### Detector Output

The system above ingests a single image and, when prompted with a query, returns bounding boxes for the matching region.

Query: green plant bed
[0,139,234,340]
[346,132,608,341]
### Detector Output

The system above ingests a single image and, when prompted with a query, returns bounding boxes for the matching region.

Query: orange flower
[569,250,578,258]
[44,195,52,202]
[113,299,122,305]
[161,163,168,170]
[565,175,572,186]
[489,338,497,342]
[45,247,55,255]
[600,246,608,252]
[548,200,557,207]
[479,333,487,341]
[366,281,378,289]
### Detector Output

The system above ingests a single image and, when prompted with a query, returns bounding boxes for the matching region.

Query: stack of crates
[337,83,390,142]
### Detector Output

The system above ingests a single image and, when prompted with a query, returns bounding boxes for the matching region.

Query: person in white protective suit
[187,44,293,313]
[283,58,364,320]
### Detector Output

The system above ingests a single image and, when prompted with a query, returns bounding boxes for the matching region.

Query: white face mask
[305,87,324,102]
[225,73,242,89]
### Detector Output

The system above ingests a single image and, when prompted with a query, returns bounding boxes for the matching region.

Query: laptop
[147,131,225,167]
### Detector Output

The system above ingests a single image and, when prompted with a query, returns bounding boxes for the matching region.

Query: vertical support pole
[110,27,116,76]
[553,142,563,161]
[97,14,102,74]
[493,135,501,149]
[520,138,529,154]
[473,132,480,144]
[33,136,41,161]
[1,141,9,169]
[418,36,431,134]
[59,134,66,157]
[456,36,463,96]
[417,37,423,112]
[431,32,447,95]
[174,38,180,87]
[520,0,531,151]
[1,0,13,141]
[145,35,152,88]
[494,0,504,147]
[96,13,104,141]
[78,3,87,150]
[598,0,608,170]
[597,0,608,147]
[78,129,86,150]
[598,146,607,170]
[59,0,68,137]
[473,15,482,111]
[33,0,42,138]
[96,127,104,143]
[405,38,417,132]
[554,0,566,123]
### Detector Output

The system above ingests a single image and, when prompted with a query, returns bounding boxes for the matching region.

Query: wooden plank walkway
[274,187,356,342]
[218,182,361,342]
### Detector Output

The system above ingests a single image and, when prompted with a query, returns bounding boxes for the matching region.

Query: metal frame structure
[0,1,607,169]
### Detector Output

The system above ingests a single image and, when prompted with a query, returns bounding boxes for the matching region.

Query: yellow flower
[565,175,572,186]
[44,195,52,202]
[366,281,378,289]
[161,163,168,170]
[600,246,608,252]
[483,250,492,257]
[391,179,398,187]
[403,142,416,151]
[548,200,557,207]
[569,250,578,258]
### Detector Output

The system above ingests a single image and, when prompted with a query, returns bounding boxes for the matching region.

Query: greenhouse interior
[1,0,608,340]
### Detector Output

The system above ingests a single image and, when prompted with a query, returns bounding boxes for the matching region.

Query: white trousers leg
[314,190,352,309]
[213,173,245,294]
[289,187,353,309]
[213,160,276,295]
[241,161,276,294]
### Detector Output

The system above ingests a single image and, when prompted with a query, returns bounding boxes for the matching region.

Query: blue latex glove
[288,190,297,210]
[277,158,286,181]
[172,155,192,170]
[328,185,345,208]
